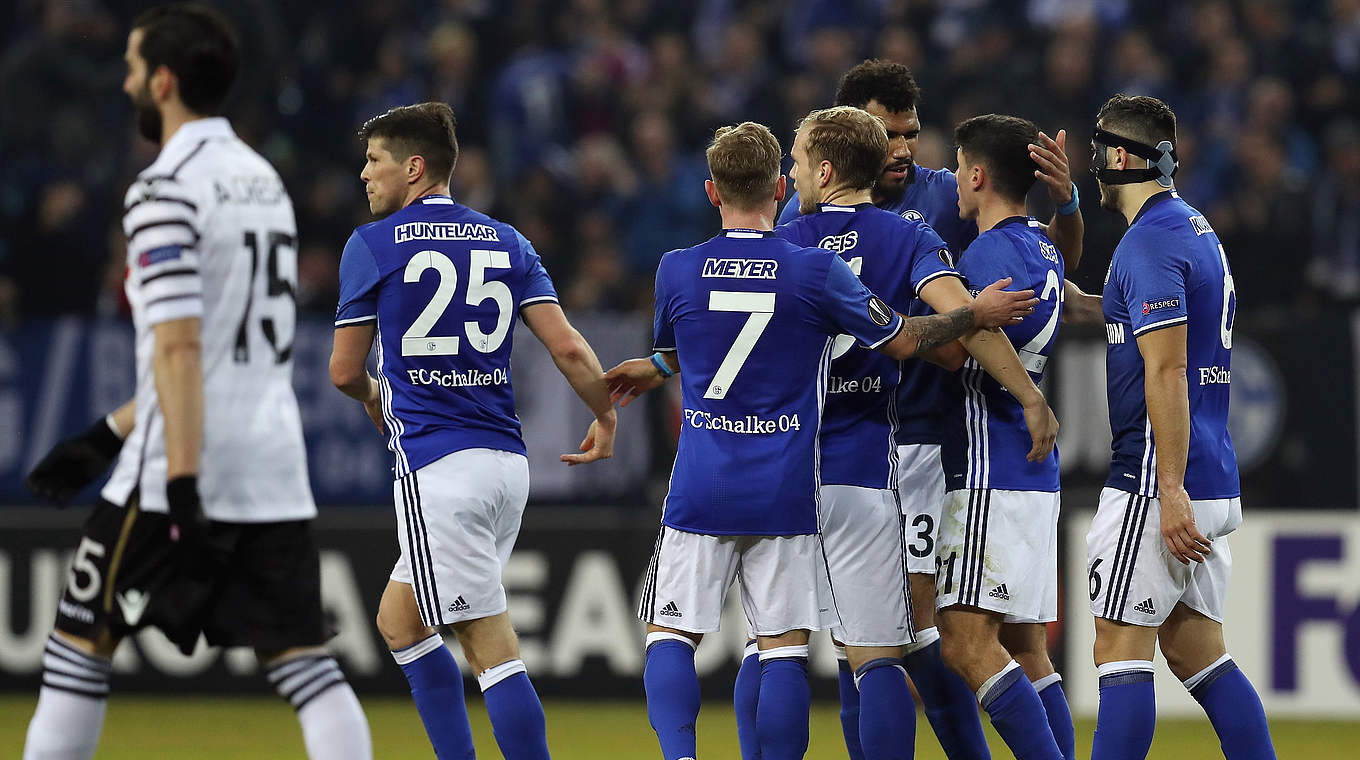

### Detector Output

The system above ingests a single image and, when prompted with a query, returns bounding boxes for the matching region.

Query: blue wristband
[650,352,675,378]
[1056,182,1080,216]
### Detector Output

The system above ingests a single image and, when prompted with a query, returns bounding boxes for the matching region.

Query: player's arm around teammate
[604,279,1035,405]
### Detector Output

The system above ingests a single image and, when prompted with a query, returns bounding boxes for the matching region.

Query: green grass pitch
[2,695,1355,758]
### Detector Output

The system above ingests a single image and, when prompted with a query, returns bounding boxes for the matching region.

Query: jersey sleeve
[1116,228,1190,336]
[515,230,559,308]
[124,175,204,326]
[906,223,965,296]
[652,258,676,352]
[334,231,380,326]
[818,254,904,349]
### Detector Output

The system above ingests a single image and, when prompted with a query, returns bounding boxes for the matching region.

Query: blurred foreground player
[23,5,371,759]
[1085,95,1276,760]
[605,121,1036,760]
[329,101,618,760]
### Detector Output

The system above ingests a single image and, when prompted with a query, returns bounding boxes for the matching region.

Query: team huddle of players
[18,4,1278,760]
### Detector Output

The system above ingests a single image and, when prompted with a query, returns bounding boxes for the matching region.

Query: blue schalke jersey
[776,202,961,489]
[654,229,905,535]
[780,165,978,446]
[941,217,1063,492]
[334,195,559,477]
[1103,191,1239,499]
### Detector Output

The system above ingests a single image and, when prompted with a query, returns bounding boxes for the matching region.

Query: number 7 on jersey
[704,291,775,400]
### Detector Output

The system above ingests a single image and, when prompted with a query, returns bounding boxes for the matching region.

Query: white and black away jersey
[102,117,316,522]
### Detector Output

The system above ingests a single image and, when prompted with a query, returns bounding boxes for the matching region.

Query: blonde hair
[705,122,782,210]
[797,106,889,191]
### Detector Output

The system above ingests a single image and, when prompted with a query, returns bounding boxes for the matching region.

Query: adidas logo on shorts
[447,596,471,613]
[1133,598,1157,615]
[988,584,1011,601]
[659,601,682,617]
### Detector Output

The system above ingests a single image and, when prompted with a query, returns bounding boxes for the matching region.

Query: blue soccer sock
[904,628,991,760]
[1034,674,1076,760]
[479,660,549,760]
[644,633,701,760]
[391,635,475,760]
[978,661,1063,760]
[855,656,915,760]
[1090,660,1156,760]
[756,646,812,760]
[835,648,865,760]
[1185,655,1277,760]
[734,640,762,760]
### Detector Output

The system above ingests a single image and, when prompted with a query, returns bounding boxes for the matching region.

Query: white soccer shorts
[820,484,915,646]
[897,444,946,575]
[637,526,839,636]
[935,488,1060,623]
[1087,487,1241,627]
[390,448,529,626]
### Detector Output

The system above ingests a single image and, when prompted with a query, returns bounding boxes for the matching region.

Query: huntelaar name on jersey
[335,195,559,478]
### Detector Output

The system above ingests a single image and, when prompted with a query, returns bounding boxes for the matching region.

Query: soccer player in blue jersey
[772,105,1062,760]
[923,114,1077,760]
[1084,95,1276,760]
[329,102,619,760]
[775,59,1088,760]
[609,121,1036,760]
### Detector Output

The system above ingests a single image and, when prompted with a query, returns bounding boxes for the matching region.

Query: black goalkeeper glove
[166,475,208,550]
[25,416,124,505]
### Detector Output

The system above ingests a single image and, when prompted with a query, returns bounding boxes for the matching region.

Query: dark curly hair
[834,59,922,114]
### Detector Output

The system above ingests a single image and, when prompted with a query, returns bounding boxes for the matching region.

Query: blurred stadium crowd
[1,0,1357,324]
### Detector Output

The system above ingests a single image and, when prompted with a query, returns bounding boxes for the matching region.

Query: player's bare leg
[376,578,431,649]
[378,579,477,758]
[909,574,936,633]
[1002,623,1074,760]
[23,629,122,760]
[939,606,1063,760]
[1158,604,1276,760]
[455,610,550,760]
[1090,617,1159,759]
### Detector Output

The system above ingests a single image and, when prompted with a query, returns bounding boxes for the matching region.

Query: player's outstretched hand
[971,277,1038,328]
[1160,485,1212,564]
[25,417,124,505]
[605,358,667,407]
[1030,129,1073,205]
[562,414,616,466]
[1021,399,1059,462]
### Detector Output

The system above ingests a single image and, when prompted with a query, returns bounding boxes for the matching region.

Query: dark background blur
[3,0,1357,323]
[0,0,1357,509]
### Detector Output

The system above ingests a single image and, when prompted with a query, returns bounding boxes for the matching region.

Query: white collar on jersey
[160,117,235,158]
[418,194,455,205]
[817,203,861,212]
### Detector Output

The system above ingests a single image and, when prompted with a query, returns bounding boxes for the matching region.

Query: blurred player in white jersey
[22,5,371,759]
[329,102,618,760]
[1085,94,1276,760]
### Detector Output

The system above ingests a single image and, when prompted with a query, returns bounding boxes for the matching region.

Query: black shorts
[55,496,328,654]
